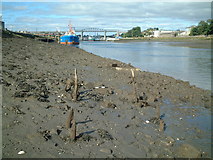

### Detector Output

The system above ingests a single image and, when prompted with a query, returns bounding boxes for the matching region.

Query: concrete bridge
[75,28,120,40]
[31,27,121,41]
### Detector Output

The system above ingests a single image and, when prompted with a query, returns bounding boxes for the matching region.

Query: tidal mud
[1,31,212,158]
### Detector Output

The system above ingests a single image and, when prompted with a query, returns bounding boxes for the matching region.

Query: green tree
[190,27,200,36]
[123,26,142,37]
[207,19,213,35]
[190,19,213,36]
[197,21,208,35]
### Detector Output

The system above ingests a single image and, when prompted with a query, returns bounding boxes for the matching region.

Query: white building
[153,30,175,37]
[153,31,160,37]
[177,27,192,36]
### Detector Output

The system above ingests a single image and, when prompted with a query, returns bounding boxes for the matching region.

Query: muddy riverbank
[1,31,212,158]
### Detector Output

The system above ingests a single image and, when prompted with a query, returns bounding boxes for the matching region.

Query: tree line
[190,19,213,36]
[122,19,213,37]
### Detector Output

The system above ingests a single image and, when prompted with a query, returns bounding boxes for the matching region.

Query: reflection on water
[79,41,211,90]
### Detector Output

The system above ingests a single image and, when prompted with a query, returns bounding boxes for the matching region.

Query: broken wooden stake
[65,78,72,92]
[72,68,78,101]
[159,119,164,132]
[66,108,74,129]
[70,119,76,141]
[131,69,138,103]
[156,105,160,119]
[131,69,135,82]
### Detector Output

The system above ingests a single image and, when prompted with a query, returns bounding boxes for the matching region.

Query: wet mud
[1,31,212,158]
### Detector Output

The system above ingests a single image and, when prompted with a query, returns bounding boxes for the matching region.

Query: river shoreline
[2,31,212,158]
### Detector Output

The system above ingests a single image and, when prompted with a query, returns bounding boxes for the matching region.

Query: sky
[1,1,212,32]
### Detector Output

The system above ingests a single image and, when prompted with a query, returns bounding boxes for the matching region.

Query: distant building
[153,31,160,37]
[145,26,195,38]
[153,30,176,37]
[177,27,193,36]
[0,21,5,30]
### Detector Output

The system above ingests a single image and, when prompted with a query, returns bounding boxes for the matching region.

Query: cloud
[3,3,28,11]
[2,2,212,31]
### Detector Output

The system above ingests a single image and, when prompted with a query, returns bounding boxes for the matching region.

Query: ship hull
[60,41,79,45]
[60,35,79,45]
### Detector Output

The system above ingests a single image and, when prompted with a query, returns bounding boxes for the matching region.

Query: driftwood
[66,108,74,129]
[115,67,140,71]
[72,68,78,101]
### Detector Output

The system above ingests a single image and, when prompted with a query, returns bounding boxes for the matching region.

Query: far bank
[117,36,212,49]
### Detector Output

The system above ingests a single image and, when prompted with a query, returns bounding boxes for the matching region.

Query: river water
[79,41,211,91]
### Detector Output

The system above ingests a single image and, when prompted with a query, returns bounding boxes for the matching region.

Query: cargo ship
[60,23,79,45]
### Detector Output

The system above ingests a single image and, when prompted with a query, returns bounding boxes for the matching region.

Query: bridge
[74,27,120,40]
[31,27,123,41]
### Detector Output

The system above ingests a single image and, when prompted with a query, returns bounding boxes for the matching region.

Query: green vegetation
[122,26,143,37]
[190,19,213,36]
[142,28,159,37]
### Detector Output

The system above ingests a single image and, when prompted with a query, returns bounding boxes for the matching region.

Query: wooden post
[159,119,164,132]
[131,69,135,82]
[156,105,160,119]
[131,69,138,103]
[66,108,74,129]
[65,78,71,92]
[72,68,78,101]
[70,119,76,141]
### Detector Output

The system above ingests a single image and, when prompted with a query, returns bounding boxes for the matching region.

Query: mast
[68,21,75,35]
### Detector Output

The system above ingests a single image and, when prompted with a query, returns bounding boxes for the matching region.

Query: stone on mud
[100,148,112,154]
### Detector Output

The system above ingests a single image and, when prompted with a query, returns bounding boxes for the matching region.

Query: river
[79,41,211,91]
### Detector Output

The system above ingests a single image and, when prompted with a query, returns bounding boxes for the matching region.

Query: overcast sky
[1,1,212,32]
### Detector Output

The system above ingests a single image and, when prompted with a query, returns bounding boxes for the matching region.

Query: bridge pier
[104,31,106,41]
[81,31,84,40]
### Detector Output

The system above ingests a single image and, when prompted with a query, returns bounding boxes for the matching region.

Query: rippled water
[160,103,212,155]
[79,41,211,90]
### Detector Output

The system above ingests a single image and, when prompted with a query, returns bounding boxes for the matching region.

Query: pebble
[18,150,25,155]
[145,120,150,123]
[166,136,175,143]
[100,148,112,154]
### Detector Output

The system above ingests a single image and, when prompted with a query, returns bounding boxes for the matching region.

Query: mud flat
[1,31,212,158]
